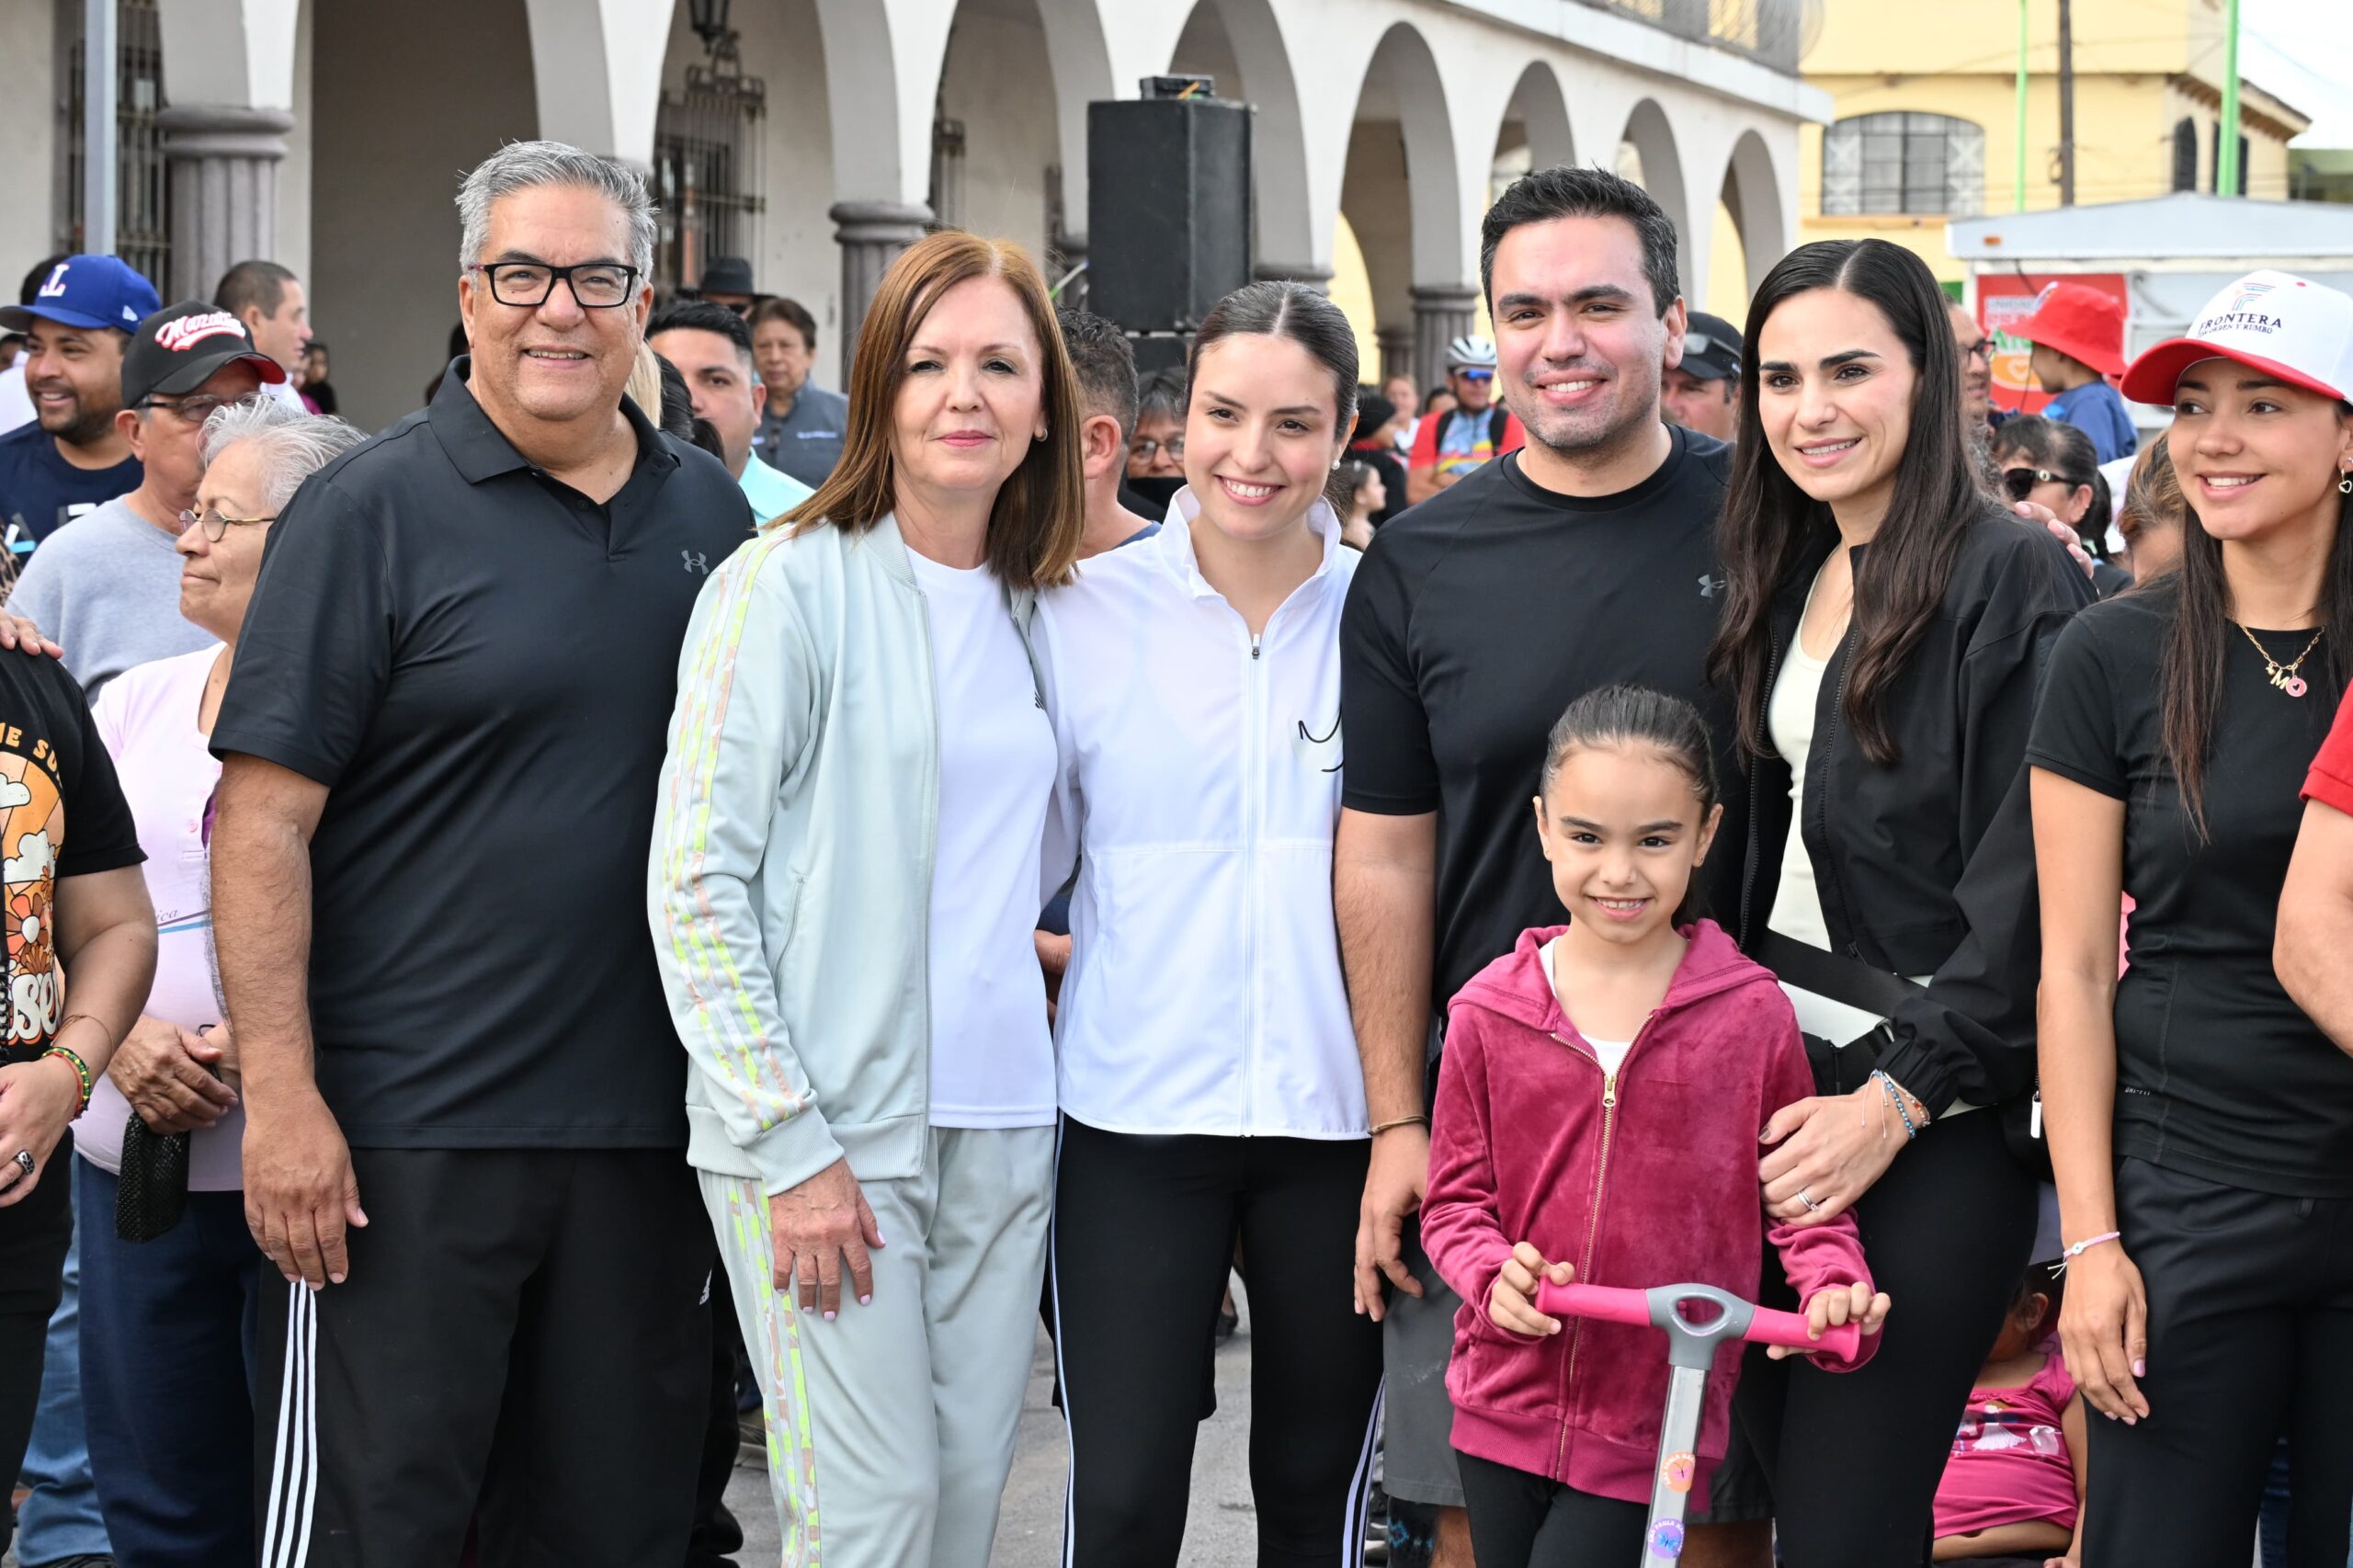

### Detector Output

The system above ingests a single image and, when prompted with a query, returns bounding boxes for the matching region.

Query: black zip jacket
[1734,509,2093,1112]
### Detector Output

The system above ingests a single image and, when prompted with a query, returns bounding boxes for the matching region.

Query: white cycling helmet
[1445,335,1497,370]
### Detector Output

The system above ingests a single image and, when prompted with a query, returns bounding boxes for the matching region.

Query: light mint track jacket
[647,513,1061,1193]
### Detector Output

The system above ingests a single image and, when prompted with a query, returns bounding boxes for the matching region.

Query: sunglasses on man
[1453,369,1494,384]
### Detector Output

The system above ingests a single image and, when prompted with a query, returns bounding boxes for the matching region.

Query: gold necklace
[2235,622,2326,698]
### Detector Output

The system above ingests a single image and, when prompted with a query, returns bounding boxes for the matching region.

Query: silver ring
[10,1150,31,1177]
[1797,1187,1822,1213]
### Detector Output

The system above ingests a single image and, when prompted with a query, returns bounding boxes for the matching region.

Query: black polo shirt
[212,362,754,1148]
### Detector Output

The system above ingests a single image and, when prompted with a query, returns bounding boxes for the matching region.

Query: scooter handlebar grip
[1534,1281,1653,1329]
[1745,1303,1861,1361]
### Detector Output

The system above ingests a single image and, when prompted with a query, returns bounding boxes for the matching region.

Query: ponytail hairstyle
[1187,280,1359,512]
[1707,239,1986,766]
[1539,685,1722,925]
[2159,415,2353,833]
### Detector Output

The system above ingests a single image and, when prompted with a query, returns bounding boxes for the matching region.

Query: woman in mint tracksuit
[647,231,1085,1568]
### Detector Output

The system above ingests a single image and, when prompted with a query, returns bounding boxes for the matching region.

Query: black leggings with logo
[1051,1116,1385,1567]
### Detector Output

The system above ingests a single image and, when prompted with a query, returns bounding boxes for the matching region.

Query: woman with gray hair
[73,396,363,1568]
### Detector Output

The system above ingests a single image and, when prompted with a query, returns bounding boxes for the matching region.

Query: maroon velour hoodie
[1422,919,1877,1506]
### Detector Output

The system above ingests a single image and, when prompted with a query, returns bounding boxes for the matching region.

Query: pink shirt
[1934,1347,2080,1540]
[74,646,237,1188]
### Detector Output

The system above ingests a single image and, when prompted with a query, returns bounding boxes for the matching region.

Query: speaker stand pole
[1412,284,1482,396]
[830,200,935,387]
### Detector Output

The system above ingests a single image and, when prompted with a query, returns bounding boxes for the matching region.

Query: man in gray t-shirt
[8,300,282,695]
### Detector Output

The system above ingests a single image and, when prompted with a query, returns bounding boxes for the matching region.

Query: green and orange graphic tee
[0,653,142,1060]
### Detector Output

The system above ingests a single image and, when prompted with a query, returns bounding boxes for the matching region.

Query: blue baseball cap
[0,255,162,335]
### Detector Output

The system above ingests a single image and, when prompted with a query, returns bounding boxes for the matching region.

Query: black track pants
[1735,1107,2037,1568]
[2081,1158,2353,1568]
[1051,1116,1384,1568]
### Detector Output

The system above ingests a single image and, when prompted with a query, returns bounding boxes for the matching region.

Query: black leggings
[1735,1106,2036,1568]
[0,1133,72,1562]
[2081,1158,2353,1568]
[1455,1450,1647,1566]
[1051,1116,1384,1568]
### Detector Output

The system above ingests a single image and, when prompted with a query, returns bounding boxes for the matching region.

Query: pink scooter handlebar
[1535,1280,1861,1363]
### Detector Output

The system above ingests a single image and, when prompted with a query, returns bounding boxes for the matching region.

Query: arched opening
[930,0,1090,271]
[1342,23,1465,393]
[654,0,835,355]
[1618,98,1691,299]
[309,0,534,427]
[1719,129,1786,316]
[1491,60,1574,199]
[1170,0,1313,279]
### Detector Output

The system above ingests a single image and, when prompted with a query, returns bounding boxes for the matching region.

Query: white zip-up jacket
[1039,489,1367,1140]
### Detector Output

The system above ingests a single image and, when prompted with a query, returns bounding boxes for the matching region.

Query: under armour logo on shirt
[1698,574,1724,599]
[682,550,710,574]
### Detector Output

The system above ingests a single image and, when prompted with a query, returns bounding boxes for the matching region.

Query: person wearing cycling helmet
[1404,335,1526,505]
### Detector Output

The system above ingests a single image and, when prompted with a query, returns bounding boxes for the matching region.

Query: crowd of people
[0,132,2347,1568]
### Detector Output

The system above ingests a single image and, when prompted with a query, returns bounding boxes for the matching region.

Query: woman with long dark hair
[1043,281,1384,1566]
[1705,236,2091,1564]
[2031,271,2353,1567]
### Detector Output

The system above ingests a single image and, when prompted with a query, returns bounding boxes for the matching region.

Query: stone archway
[1618,97,1692,300]
[1343,22,1464,392]
[1722,128,1788,302]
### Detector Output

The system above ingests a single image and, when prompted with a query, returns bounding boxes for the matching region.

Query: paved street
[729,1282,1262,1568]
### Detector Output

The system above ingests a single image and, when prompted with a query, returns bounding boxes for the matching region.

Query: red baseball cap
[2010,282,2127,379]
[2120,269,2353,406]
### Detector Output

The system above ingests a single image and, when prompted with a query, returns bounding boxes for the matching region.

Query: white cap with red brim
[2119,268,2353,407]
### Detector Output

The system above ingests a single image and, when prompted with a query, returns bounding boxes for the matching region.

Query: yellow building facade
[1800,0,2308,287]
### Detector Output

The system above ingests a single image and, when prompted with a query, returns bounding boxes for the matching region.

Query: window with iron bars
[1821,111,1984,218]
[654,62,767,295]
[61,0,170,290]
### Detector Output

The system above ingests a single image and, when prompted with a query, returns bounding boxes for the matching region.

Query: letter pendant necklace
[2236,622,2325,698]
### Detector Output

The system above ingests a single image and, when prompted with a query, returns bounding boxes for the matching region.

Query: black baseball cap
[121,301,286,407]
[699,256,756,297]
[1679,312,1742,381]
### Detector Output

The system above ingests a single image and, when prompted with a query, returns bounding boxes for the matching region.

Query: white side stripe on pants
[262,1284,320,1568]
[1342,1378,1384,1568]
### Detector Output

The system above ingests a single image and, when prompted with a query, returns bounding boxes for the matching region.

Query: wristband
[1369,1115,1429,1137]
[2056,1231,2121,1272]
[41,1045,92,1118]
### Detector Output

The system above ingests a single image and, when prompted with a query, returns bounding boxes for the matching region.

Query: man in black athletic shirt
[1337,166,1760,1568]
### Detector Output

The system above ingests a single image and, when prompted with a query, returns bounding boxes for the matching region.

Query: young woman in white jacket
[1040,281,1384,1567]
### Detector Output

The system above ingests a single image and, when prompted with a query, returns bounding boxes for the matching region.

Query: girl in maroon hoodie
[1423,685,1890,1565]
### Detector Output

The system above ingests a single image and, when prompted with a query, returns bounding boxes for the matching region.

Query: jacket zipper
[1240,626,1264,1132]
[1551,1016,1650,1477]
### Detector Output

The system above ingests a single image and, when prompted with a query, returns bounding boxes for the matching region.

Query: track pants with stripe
[703,1124,1055,1568]
[1051,1116,1385,1568]
[253,1148,714,1568]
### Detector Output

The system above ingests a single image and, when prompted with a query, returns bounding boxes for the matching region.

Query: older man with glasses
[7,301,280,699]
[209,140,753,1567]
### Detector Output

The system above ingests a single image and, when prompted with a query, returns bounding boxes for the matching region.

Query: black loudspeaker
[1087,96,1253,335]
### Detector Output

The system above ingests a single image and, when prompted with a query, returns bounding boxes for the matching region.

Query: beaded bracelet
[41,1045,92,1118]
[1871,1070,1920,1142]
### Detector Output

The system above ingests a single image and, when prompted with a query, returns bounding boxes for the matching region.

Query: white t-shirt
[1537,937,1634,1078]
[77,646,239,1187]
[0,361,31,436]
[908,550,1058,1128]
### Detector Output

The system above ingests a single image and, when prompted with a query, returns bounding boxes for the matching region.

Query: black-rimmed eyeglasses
[467,262,642,309]
[140,394,233,424]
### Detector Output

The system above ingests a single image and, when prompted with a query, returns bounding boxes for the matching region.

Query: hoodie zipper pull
[1601,1073,1619,1110]
[1251,635,1262,659]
